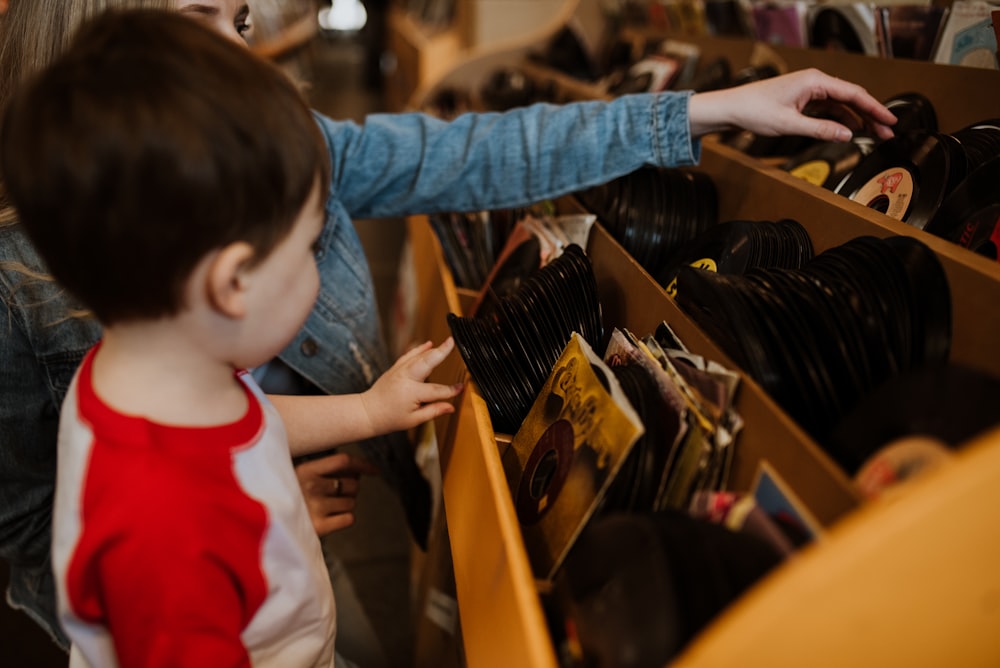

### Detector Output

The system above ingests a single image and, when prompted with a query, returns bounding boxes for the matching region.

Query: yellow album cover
[501,333,644,581]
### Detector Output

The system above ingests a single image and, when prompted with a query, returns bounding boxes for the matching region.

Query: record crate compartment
[405,32,1000,668]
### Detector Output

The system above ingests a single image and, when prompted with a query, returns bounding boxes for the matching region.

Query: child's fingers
[409,401,457,425]
[395,340,435,365]
[416,337,455,363]
[407,337,456,378]
[417,381,464,404]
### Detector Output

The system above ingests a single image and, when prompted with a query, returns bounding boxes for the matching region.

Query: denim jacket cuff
[653,90,701,167]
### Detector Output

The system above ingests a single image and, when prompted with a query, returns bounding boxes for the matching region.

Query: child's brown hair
[0,9,331,325]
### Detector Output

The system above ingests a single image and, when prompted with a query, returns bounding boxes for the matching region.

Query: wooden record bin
[405,30,1000,668]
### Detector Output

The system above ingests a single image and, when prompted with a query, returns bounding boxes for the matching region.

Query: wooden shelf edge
[443,387,559,668]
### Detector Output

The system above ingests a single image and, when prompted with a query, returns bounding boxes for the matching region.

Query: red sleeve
[65,443,269,668]
[88,521,253,668]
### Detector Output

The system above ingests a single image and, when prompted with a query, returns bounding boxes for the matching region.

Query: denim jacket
[0,92,698,646]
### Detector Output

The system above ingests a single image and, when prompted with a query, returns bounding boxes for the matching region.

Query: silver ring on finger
[333,478,342,496]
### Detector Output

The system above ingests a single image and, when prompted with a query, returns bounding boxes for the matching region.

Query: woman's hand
[295,450,378,536]
[360,337,464,436]
[689,67,897,141]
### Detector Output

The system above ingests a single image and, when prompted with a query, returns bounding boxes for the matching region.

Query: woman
[0,0,897,658]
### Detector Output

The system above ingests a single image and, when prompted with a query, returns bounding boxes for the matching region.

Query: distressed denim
[0,92,698,646]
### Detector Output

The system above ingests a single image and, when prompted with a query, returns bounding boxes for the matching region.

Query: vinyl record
[853,436,955,500]
[825,363,1000,474]
[882,92,937,134]
[835,130,962,229]
[782,140,866,190]
[515,419,576,524]
[673,235,952,442]
[924,155,1000,261]
[448,244,604,433]
[558,511,783,668]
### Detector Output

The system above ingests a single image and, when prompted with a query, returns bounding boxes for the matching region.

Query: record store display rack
[403,20,1000,668]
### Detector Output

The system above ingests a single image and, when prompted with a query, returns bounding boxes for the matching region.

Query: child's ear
[205,241,256,318]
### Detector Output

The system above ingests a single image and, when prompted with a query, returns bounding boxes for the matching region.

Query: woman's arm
[319,91,696,219]
[318,69,892,220]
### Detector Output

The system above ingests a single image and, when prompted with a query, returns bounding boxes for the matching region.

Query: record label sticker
[852,167,915,220]
[790,160,832,186]
[666,258,718,298]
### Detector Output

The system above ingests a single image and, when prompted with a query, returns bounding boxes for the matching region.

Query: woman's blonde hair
[0,0,170,227]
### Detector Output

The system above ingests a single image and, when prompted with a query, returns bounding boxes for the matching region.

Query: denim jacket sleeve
[319,91,699,219]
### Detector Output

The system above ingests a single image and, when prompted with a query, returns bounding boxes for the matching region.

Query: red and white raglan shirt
[51,346,337,667]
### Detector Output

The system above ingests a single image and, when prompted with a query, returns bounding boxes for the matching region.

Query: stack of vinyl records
[574,166,718,275]
[428,209,521,289]
[447,244,603,434]
[826,363,1000,477]
[673,235,952,440]
[835,117,1000,231]
[780,91,937,191]
[553,510,784,668]
[924,155,1000,262]
[655,218,814,295]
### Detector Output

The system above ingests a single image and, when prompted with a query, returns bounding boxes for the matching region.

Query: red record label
[852,167,915,220]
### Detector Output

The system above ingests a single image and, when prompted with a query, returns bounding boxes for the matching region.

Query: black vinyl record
[448,244,603,434]
[825,364,1000,474]
[782,140,866,190]
[835,130,964,229]
[883,92,937,134]
[673,235,952,441]
[558,511,783,668]
[925,156,1000,262]
[657,218,814,294]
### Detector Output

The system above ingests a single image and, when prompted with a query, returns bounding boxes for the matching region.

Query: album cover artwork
[933,0,999,69]
[874,4,948,60]
[752,2,808,47]
[751,459,825,547]
[501,333,644,581]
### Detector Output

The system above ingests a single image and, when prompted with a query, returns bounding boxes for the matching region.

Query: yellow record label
[852,167,914,220]
[666,258,718,298]
[790,159,831,186]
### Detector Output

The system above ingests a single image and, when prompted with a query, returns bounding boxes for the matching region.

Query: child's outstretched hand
[360,337,463,436]
[689,67,897,142]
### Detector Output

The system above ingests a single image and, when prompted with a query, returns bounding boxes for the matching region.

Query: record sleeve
[932,0,999,69]
[874,4,948,60]
[501,333,645,581]
[807,3,879,55]
[752,2,808,47]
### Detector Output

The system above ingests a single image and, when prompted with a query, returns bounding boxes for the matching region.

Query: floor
[0,29,412,668]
